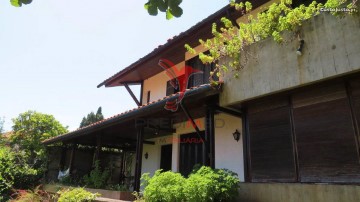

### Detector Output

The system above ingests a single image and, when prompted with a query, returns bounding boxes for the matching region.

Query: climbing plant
[185,0,358,83]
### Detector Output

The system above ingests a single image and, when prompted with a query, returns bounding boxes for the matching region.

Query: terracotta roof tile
[43,83,221,145]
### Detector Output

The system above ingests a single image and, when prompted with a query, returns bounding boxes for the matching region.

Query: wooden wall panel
[293,83,360,183]
[248,100,296,182]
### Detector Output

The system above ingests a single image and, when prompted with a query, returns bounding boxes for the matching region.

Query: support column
[69,144,76,174]
[92,135,102,167]
[206,106,215,168]
[119,151,125,184]
[59,146,67,171]
[134,125,144,192]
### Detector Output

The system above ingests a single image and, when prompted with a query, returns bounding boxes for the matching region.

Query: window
[186,55,215,88]
[247,97,297,182]
[146,91,151,103]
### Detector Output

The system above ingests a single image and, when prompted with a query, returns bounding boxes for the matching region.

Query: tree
[0,117,4,135]
[80,107,104,128]
[10,110,68,165]
[10,0,183,19]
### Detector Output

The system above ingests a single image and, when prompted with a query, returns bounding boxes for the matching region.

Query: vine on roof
[185,0,358,84]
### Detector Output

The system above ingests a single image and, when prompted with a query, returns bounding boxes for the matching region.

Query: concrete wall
[237,183,360,202]
[220,13,360,106]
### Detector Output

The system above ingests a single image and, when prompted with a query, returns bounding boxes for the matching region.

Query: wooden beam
[119,151,125,184]
[206,106,215,168]
[214,105,242,117]
[134,126,144,192]
[94,135,102,164]
[69,144,76,174]
[145,125,176,133]
[139,81,144,106]
[242,108,250,182]
[124,83,141,106]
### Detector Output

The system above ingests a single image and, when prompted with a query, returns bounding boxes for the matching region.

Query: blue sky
[0,0,228,132]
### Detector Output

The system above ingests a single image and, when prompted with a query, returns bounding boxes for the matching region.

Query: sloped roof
[96,0,273,88]
[43,83,221,145]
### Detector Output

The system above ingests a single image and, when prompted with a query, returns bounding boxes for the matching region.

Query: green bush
[82,161,110,189]
[142,170,186,202]
[185,167,240,202]
[57,188,99,202]
[0,147,38,201]
[140,166,240,202]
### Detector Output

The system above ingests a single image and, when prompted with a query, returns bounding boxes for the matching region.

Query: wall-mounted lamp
[232,129,241,142]
[297,39,305,56]
[153,128,159,136]
[144,152,149,159]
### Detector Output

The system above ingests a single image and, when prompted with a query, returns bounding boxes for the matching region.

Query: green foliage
[144,0,183,20]
[185,167,240,202]
[140,166,239,202]
[82,161,110,189]
[0,117,4,135]
[57,188,99,202]
[79,107,104,128]
[141,170,186,202]
[0,147,38,201]
[10,0,32,7]
[185,0,357,82]
[11,110,68,165]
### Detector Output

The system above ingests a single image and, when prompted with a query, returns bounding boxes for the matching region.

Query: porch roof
[42,83,221,148]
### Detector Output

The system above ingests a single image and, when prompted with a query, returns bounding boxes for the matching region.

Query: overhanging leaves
[145,0,183,19]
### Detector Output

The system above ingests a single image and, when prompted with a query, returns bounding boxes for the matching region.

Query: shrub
[57,188,99,202]
[140,166,240,202]
[10,185,53,202]
[142,170,186,202]
[82,161,110,189]
[185,167,240,202]
[0,147,38,201]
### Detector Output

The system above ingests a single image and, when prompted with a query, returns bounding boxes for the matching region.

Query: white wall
[141,61,186,104]
[141,135,173,175]
[140,115,245,181]
[214,113,244,181]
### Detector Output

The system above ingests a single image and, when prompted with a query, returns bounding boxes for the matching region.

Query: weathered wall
[220,13,360,106]
[237,183,360,202]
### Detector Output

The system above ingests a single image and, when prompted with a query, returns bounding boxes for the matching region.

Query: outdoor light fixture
[232,129,241,142]
[144,152,149,159]
[154,128,159,136]
[297,39,305,56]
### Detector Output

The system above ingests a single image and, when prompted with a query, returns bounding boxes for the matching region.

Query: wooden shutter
[247,97,297,182]
[349,77,360,145]
[292,82,360,183]
[186,56,213,88]
[166,80,175,96]
[179,132,205,177]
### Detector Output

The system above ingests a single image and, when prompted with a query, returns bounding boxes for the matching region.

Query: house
[43,0,360,201]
